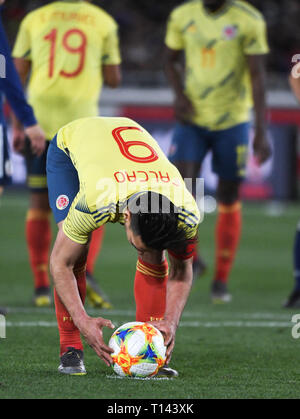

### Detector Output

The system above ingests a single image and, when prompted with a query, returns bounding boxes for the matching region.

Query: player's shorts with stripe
[24,137,50,192]
[46,134,79,223]
[168,121,250,181]
[0,122,12,187]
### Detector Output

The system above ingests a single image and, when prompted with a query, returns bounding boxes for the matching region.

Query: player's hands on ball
[149,319,177,364]
[79,316,115,366]
[253,129,272,165]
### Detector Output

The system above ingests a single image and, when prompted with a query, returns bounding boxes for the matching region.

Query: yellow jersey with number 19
[56,117,201,246]
[165,0,269,130]
[12,1,121,139]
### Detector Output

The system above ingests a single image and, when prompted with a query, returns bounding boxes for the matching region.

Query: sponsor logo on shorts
[56,195,69,210]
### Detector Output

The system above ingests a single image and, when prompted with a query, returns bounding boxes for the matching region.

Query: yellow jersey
[165,0,269,130]
[12,1,121,139]
[56,116,200,245]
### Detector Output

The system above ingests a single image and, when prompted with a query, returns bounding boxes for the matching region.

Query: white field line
[4,320,293,328]
[4,307,296,321]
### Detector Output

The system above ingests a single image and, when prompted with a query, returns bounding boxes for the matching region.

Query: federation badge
[56,194,69,210]
[222,24,238,40]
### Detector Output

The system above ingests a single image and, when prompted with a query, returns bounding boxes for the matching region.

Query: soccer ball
[109,321,166,378]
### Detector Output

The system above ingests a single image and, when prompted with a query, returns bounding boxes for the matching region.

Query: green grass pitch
[1,190,300,399]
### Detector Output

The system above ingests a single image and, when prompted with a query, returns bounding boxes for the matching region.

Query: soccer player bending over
[47,116,200,377]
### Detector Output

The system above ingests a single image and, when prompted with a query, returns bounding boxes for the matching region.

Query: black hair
[128,191,188,252]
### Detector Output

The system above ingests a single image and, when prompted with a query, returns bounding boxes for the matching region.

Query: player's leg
[86,226,105,276]
[47,135,87,374]
[54,222,89,375]
[212,179,242,302]
[283,222,300,308]
[85,225,112,309]
[210,122,249,302]
[134,250,177,377]
[0,123,12,193]
[24,139,52,306]
[134,251,168,322]
[168,122,208,278]
[0,124,12,315]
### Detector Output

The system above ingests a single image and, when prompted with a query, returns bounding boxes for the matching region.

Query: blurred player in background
[283,59,300,308]
[0,0,45,314]
[11,0,121,307]
[0,0,45,195]
[47,116,200,377]
[165,0,271,303]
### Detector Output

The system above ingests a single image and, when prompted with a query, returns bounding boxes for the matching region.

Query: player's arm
[247,54,271,165]
[13,57,31,86]
[243,13,271,166]
[10,56,45,156]
[10,14,45,156]
[164,46,194,122]
[101,21,122,89]
[150,253,193,363]
[289,73,300,104]
[102,64,121,88]
[50,225,115,366]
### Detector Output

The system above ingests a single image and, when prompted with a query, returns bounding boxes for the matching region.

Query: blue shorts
[0,122,12,186]
[168,122,250,181]
[46,135,79,223]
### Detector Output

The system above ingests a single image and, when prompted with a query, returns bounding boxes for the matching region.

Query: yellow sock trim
[136,260,168,278]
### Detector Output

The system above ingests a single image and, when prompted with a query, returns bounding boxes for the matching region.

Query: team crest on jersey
[222,25,238,40]
[56,195,69,210]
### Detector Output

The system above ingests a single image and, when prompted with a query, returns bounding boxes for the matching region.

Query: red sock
[86,226,105,274]
[134,258,168,322]
[214,201,242,284]
[25,209,51,289]
[54,264,86,356]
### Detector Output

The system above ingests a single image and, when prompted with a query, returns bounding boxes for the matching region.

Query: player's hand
[78,316,115,366]
[174,92,195,123]
[12,126,26,154]
[24,124,46,157]
[253,129,272,165]
[149,319,177,364]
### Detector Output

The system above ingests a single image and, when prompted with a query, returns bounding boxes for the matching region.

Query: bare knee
[217,179,241,205]
[29,191,50,211]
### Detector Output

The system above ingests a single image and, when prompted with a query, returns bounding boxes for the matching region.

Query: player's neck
[203,0,228,14]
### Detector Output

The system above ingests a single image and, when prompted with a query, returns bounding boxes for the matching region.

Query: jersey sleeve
[62,193,99,245]
[0,17,36,127]
[165,10,184,50]
[102,22,121,65]
[168,237,198,260]
[242,16,269,55]
[12,15,32,60]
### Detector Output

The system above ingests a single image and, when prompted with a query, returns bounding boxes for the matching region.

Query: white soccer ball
[109,321,166,378]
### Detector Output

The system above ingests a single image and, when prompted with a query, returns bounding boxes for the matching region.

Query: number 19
[44,28,87,78]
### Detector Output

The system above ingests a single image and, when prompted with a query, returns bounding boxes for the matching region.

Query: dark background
[2,0,300,87]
